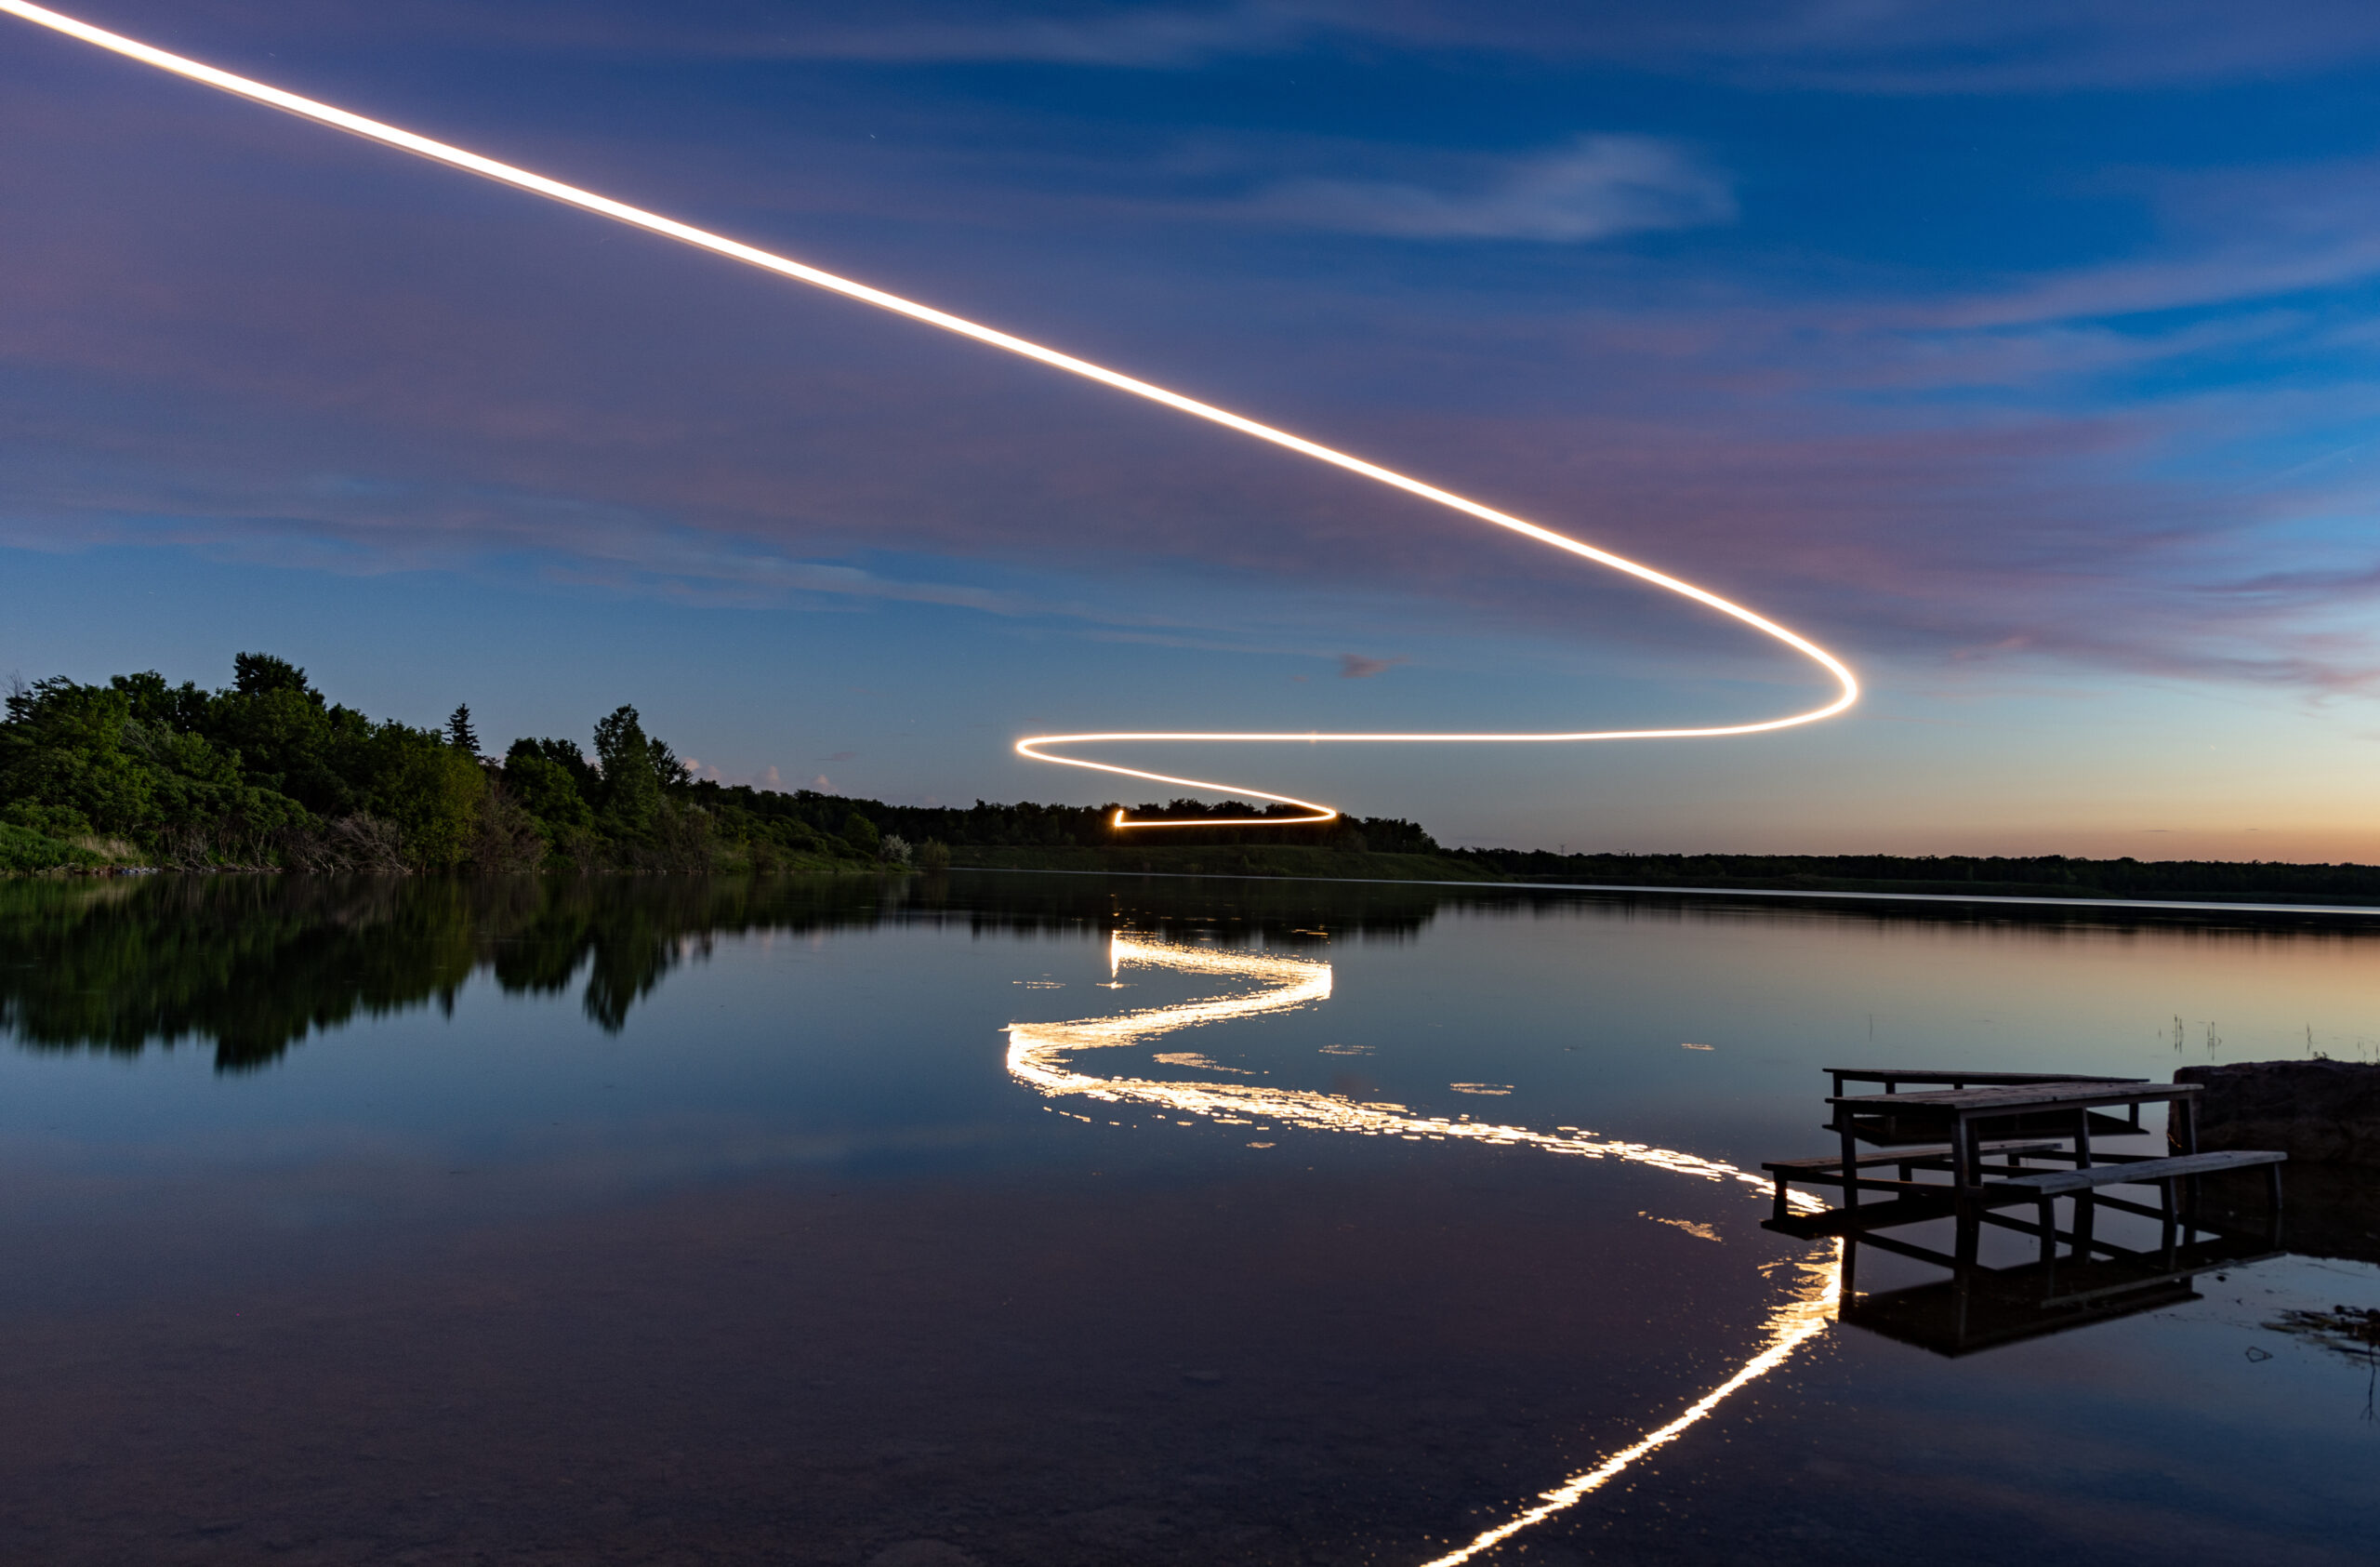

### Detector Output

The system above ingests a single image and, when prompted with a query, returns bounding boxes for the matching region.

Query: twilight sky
[4,0,2378,857]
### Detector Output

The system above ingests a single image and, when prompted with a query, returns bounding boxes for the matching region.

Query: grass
[0,822,108,873]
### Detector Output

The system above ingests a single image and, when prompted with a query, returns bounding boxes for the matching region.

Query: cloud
[1247,136,1734,243]
[825,750,858,762]
[1337,653,1404,679]
[810,775,834,792]
[721,2,1305,66]
[387,1,2380,90]
[752,764,786,790]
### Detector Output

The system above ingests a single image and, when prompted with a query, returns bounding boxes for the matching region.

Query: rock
[2176,1060,2380,1165]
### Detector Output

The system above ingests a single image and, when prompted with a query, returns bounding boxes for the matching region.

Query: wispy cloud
[1337,653,1403,679]
[1244,136,1734,243]
[342,1,2380,91]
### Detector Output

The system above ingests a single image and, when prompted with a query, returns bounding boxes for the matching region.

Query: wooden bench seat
[1990,1149,2286,1284]
[1986,1149,2284,1196]
[1764,1139,2061,1175]
[1765,1141,2064,1219]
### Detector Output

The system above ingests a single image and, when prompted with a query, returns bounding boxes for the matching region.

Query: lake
[1,870,2373,1565]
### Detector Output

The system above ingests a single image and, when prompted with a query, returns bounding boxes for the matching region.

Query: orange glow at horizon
[1009,934,1840,1559]
[1,0,1859,831]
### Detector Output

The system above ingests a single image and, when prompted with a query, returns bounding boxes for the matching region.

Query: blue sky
[4,1,2377,857]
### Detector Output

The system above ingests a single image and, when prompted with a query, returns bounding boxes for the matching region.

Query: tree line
[1448,848,2380,905]
[0,653,1436,874]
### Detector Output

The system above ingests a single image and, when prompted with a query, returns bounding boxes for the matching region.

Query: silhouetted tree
[592,705,660,838]
[444,704,481,755]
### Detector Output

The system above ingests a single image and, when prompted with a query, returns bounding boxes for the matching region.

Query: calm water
[1,870,2373,1566]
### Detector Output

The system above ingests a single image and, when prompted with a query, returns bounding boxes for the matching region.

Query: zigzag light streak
[1011,934,1841,1561]
[3,1,1859,828]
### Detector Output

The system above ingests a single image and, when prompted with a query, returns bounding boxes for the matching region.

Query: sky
[2,0,2377,859]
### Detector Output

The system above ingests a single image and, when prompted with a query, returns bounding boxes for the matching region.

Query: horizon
[6,2,2378,859]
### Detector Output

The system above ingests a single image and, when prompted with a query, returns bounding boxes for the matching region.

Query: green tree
[504,754,594,834]
[444,704,481,755]
[231,653,314,698]
[592,705,660,838]
[507,737,597,797]
[358,724,486,868]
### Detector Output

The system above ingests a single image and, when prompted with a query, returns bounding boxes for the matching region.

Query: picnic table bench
[1762,1069,2288,1316]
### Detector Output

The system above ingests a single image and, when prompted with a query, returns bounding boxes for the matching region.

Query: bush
[0,822,100,873]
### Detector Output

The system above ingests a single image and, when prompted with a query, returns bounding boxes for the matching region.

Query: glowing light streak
[1417,1250,1838,1567]
[2,1,1858,829]
[1009,934,1841,1558]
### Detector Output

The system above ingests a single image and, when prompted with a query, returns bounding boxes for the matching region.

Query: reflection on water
[0,874,912,1068]
[1012,932,1842,1563]
[1840,1228,2283,1356]
[1,870,2374,1564]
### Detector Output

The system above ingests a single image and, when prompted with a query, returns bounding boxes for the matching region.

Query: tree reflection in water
[0,870,1451,1071]
[0,874,918,1069]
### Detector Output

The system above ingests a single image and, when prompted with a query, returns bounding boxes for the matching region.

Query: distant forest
[0,654,1430,874]
[3,654,2372,902]
[1446,848,2380,906]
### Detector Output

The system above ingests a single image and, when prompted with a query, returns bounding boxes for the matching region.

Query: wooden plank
[1829,1082,2200,1111]
[1763,1139,2062,1174]
[1823,1069,2144,1086]
[1827,1109,2143,1147]
[1992,1149,2284,1196]
[1765,1192,1959,1237]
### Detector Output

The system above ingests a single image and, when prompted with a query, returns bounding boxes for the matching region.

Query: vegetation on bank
[7,653,2373,902]
[1448,849,2380,907]
[0,654,1438,877]
[0,655,885,874]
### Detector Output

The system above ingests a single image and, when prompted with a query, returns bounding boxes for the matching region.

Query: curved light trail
[1009,933,1841,1562]
[3,0,1858,830]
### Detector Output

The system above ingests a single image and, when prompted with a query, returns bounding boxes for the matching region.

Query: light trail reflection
[1,1,1858,830]
[1009,934,1839,1564]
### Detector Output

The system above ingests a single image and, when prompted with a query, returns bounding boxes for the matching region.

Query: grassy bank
[0,823,132,875]
[946,844,1504,883]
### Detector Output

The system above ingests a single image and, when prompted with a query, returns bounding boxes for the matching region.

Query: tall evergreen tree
[444,704,481,756]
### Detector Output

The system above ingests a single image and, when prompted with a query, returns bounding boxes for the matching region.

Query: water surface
[1,871,2372,1564]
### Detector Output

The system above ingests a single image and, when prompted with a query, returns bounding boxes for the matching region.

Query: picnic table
[1763,1069,2286,1320]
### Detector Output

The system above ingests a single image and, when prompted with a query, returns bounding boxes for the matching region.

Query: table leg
[2176,1096,2200,1234]
[1840,1117,1860,1215]
[1952,1208,1978,1335]
[1949,1113,1974,1238]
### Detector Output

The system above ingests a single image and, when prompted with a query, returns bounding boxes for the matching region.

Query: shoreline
[946,864,2380,919]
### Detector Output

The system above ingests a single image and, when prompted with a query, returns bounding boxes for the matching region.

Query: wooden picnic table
[1765,1071,2284,1331]
[1824,1079,2203,1230]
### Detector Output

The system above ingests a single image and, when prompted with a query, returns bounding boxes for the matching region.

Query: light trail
[1010,933,1841,1560]
[2,1,1858,830]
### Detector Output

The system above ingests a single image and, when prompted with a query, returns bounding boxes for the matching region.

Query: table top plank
[1823,1069,2145,1085]
[1828,1082,2199,1112]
